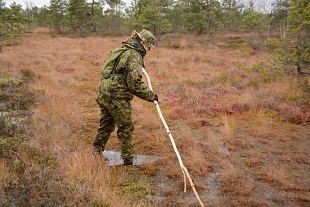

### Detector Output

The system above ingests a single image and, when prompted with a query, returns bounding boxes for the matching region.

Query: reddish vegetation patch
[0,29,309,207]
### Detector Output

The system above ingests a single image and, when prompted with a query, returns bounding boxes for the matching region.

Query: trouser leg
[108,100,134,161]
[93,105,115,151]
[117,123,134,161]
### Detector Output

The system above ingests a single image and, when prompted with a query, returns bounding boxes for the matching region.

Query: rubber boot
[123,158,133,165]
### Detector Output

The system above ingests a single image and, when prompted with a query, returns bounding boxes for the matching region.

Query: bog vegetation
[0,0,309,206]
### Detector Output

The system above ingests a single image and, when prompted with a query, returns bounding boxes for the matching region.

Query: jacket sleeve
[125,51,155,102]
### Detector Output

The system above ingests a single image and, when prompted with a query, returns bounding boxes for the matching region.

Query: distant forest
[0,0,295,36]
[1,0,308,75]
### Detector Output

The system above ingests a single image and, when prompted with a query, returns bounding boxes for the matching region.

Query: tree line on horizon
[0,0,293,36]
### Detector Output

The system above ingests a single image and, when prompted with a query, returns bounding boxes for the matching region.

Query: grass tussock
[219,161,254,197]
[1,29,309,206]
[257,166,295,189]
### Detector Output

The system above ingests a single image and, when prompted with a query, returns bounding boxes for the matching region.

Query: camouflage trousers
[93,96,134,161]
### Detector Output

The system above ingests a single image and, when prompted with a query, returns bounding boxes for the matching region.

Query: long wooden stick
[142,67,205,207]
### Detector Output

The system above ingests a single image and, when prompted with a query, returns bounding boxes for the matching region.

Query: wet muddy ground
[102,150,160,166]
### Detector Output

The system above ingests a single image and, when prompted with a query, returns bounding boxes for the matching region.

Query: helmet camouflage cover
[137,29,157,48]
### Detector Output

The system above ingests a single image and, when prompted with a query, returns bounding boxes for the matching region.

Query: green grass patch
[123,173,152,201]
[0,135,24,157]
[236,61,265,73]
[282,92,310,106]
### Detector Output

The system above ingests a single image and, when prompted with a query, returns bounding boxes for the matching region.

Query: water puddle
[205,171,221,205]
[102,150,160,166]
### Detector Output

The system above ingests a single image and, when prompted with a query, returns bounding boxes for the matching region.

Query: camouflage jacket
[97,39,155,102]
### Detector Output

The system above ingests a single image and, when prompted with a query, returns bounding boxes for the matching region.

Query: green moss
[123,174,152,200]
[11,158,26,175]
[26,147,58,168]
[282,92,310,106]
[0,76,23,92]
[21,69,35,80]
[0,136,22,157]
[211,74,228,85]
[0,71,36,112]
[236,61,265,73]
[0,72,13,79]
[184,79,209,88]
[0,112,28,136]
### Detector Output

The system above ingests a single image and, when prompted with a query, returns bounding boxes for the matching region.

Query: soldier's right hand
[153,94,159,102]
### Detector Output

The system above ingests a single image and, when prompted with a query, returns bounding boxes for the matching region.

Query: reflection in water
[102,150,160,166]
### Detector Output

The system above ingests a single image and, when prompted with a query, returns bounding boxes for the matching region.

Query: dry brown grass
[1,28,309,206]
[244,158,263,168]
[257,166,295,189]
[0,28,131,206]
[0,159,10,184]
[62,151,129,206]
[251,110,276,139]
[219,160,254,197]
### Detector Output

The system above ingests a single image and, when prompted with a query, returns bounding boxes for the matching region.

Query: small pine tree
[242,1,272,39]
[268,0,310,76]
[127,0,172,35]
[0,1,28,48]
[50,0,66,33]
[68,0,90,36]
[271,0,290,39]
[222,0,243,31]
[36,6,51,27]
[89,0,104,32]
[184,0,222,35]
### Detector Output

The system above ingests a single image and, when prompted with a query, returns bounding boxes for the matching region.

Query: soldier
[93,29,158,165]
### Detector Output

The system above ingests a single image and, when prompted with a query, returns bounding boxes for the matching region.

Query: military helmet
[137,29,157,48]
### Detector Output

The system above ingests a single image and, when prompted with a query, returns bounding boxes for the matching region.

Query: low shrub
[236,61,265,73]
[298,78,310,94]
[0,135,23,157]
[21,69,36,81]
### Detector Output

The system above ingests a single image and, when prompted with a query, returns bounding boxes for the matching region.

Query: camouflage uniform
[94,31,156,162]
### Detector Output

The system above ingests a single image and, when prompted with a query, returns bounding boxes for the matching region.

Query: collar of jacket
[122,39,146,58]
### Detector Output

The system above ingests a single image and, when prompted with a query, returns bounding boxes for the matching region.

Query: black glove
[153,94,159,102]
